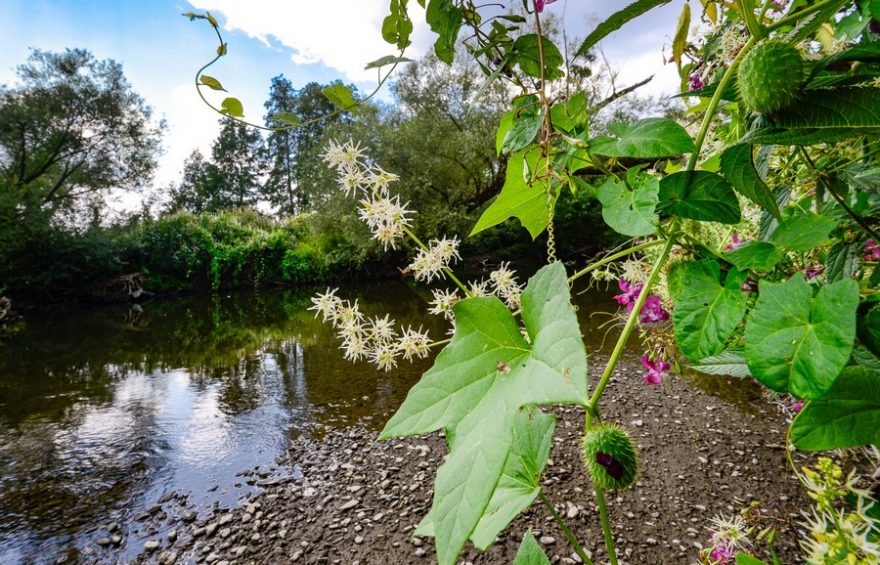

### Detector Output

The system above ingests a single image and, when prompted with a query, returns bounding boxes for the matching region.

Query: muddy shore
[71,354,823,565]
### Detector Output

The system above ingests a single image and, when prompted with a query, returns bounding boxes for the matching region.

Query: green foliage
[658,171,741,224]
[380,263,587,565]
[689,350,752,378]
[513,530,551,565]
[512,34,564,80]
[719,144,781,220]
[790,366,880,450]
[768,213,837,252]
[321,83,359,114]
[744,274,859,399]
[724,242,785,272]
[669,260,749,361]
[589,118,694,158]
[425,0,463,64]
[575,0,671,57]
[596,169,659,237]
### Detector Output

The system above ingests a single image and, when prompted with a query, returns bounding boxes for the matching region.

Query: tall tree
[0,48,163,229]
[166,150,216,214]
[263,78,344,215]
[210,118,265,209]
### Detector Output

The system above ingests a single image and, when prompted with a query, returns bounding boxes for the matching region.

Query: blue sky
[0,0,696,206]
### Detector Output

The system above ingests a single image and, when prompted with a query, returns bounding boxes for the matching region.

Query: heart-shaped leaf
[658,171,741,224]
[744,274,859,399]
[724,242,785,272]
[669,260,749,360]
[322,83,359,114]
[380,262,587,565]
[790,366,880,450]
[768,213,837,252]
[220,97,243,117]
[589,118,695,158]
[596,172,659,237]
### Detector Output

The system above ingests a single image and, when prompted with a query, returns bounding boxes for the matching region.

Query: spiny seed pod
[582,424,638,491]
[737,39,806,114]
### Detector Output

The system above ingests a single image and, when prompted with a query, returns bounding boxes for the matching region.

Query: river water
[0,281,631,563]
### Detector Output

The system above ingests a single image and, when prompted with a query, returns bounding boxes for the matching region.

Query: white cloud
[155,82,222,188]
[186,0,434,83]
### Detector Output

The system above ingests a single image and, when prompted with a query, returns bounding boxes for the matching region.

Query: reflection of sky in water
[0,283,624,563]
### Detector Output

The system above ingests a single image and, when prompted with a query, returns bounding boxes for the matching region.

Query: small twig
[592,75,654,114]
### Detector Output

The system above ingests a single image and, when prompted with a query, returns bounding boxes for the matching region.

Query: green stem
[429,337,451,349]
[798,147,880,241]
[766,0,842,31]
[595,488,618,565]
[568,240,665,284]
[687,35,757,171]
[737,0,766,39]
[539,492,594,565]
[587,232,677,410]
[402,226,471,295]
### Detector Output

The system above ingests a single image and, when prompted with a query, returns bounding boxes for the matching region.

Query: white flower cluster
[308,288,431,371]
[489,262,523,310]
[322,140,412,250]
[799,458,880,563]
[408,236,461,283]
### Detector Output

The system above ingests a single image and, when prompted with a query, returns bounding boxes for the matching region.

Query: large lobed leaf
[471,149,554,239]
[790,366,880,450]
[669,260,749,361]
[596,170,659,237]
[380,262,588,565]
[744,274,859,399]
[589,118,694,159]
[768,213,837,252]
[658,171,741,224]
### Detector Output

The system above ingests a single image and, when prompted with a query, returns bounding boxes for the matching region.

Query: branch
[592,75,654,114]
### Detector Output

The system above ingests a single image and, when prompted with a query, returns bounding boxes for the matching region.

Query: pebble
[339,499,359,511]
[355,535,364,544]
[144,540,160,551]
[540,536,556,545]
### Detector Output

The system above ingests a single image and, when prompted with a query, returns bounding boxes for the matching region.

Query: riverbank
[69,355,825,565]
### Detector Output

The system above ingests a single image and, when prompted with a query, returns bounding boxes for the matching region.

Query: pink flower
[709,542,736,564]
[689,73,705,90]
[864,239,880,261]
[613,278,643,306]
[639,295,670,324]
[641,355,670,385]
[724,233,743,251]
[792,399,804,412]
[805,264,824,280]
[535,0,557,13]
[770,0,788,12]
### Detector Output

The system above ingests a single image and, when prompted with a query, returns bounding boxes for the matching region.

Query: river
[0,281,627,564]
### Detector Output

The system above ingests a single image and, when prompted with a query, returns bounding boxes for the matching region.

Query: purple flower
[535,0,557,13]
[864,239,880,261]
[639,295,670,324]
[689,73,705,90]
[805,264,824,280]
[613,278,643,306]
[792,400,804,413]
[724,233,743,251]
[641,355,670,385]
[770,0,788,12]
[709,542,736,564]
[870,19,880,34]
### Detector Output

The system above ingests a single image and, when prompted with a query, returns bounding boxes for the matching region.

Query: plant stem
[587,232,677,410]
[687,36,757,172]
[402,226,471,295]
[568,240,665,284]
[798,147,880,241]
[737,0,766,39]
[766,0,843,31]
[539,492,594,565]
[595,488,619,565]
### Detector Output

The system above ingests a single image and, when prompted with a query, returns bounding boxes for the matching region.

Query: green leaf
[790,365,880,450]
[669,260,749,361]
[513,34,565,80]
[671,3,690,68]
[502,111,543,154]
[471,149,554,239]
[576,0,671,56]
[724,242,785,272]
[380,263,587,565]
[872,0,880,18]
[220,97,244,117]
[740,88,880,145]
[596,171,659,237]
[768,213,837,252]
[426,0,463,64]
[744,274,859,399]
[365,54,413,70]
[719,145,781,220]
[496,111,515,156]
[826,242,862,283]
[322,83,359,115]
[416,406,556,549]
[658,171,741,224]
[383,0,414,49]
[269,112,301,126]
[689,350,753,378]
[590,118,695,158]
[199,74,226,91]
[513,530,551,565]
[736,553,769,565]
[858,302,880,358]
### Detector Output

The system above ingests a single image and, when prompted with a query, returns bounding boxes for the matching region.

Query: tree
[209,118,265,209]
[0,48,163,230]
[166,150,214,214]
[263,78,344,215]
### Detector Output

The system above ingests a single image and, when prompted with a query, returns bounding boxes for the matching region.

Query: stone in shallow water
[144,539,160,551]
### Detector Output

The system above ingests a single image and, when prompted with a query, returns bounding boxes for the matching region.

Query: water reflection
[0,280,627,563]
